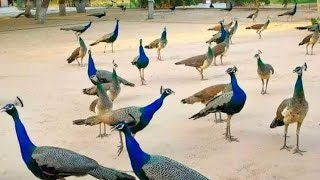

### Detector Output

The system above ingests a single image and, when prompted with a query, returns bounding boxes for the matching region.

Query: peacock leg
[157,49,161,60]
[102,123,110,137]
[293,122,306,155]
[214,57,217,66]
[280,124,292,150]
[220,55,223,65]
[76,58,81,66]
[117,132,124,156]
[141,69,147,85]
[111,43,114,53]
[80,57,84,67]
[227,115,238,142]
[215,112,224,123]
[306,44,309,55]
[258,32,262,39]
[311,43,315,55]
[265,79,269,94]
[96,123,103,138]
[104,44,107,53]
[261,79,265,94]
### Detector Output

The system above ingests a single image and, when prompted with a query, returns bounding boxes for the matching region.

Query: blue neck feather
[123,125,150,172]
[114,21,119,37]
[141,93,167,122]
[293,4,297,14]
[294,75,304,98]
[139,44,147,60]
[87,53,97,77]
[85,21,92,29]
[12,112,36,165]
[161,30,167,40]
[230,73,246,103]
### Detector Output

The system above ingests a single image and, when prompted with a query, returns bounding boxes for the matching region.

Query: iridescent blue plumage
[87,50,97,78]
[217,22,227,44]
[113,121,209,180]
[1,104,136,180]
[131,39,149,85]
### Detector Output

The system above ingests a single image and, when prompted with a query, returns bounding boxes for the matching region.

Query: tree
[75,0,87,13]
[38,0,50,24]
[59,0,66,16]
[35,0,42,20]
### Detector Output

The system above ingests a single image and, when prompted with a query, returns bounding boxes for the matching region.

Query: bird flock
[0,2,318,180]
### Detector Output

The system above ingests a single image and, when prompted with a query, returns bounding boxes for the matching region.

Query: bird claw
[96,134,104,138]
[215,119,225,123]
[293,148,306,155]
[227,136,239,142]
[101,133,110,137]
[201,78,208,81]
[280,145,292,151]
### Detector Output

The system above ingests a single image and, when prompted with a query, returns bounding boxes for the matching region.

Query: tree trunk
[75,0,86,13]
[59,0,66,16]
[38,0,49,24]
[255,0,259,8]
[35,0,42,19]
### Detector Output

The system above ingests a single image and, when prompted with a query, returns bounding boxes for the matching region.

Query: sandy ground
[1,7,320,180]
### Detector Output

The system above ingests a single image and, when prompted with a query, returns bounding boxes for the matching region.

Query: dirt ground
[0,6,320,180]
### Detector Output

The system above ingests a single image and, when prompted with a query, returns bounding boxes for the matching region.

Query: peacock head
[226,66,238,75]
[115,18,119,23]
[293,63,307,76]
[112,60,118,70]
[139,39,143,46]
[219,20,224,25]
[0,104,19,117]
[254,49,262,59]
[160,86,175,96]
[89,74,99,84]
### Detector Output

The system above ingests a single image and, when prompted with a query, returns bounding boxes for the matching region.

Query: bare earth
[0,7,320,180]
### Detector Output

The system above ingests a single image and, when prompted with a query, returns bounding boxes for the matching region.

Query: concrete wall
[1,0,9,7]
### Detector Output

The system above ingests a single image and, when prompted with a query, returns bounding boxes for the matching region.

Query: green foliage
[311,18,320,25]
[233,0,270,6]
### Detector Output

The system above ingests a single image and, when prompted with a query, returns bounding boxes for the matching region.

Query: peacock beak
[0,107,6,113]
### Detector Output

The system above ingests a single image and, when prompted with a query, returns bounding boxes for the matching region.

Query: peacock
[90,19,119,53]
[221,1,233,15]
[73,86,174,156]
[207,20,232,31]
[83,60,121,102]
[85,50,135,87]
[254,50,274,94]
[60,21,92,39]
[131,39,149,85]
[86,50,114,138]
[144,27,168,61]
[245,16,270,39]
[112,120,209,180]
[66,37,87,66]
[270,63,308,155]
[175,46,213,80]
[206,21,227,44]
[211,30,230,65]
[190,66,246,142]
[88,11,106,18]
[298,24,320,55]
[181,83,232,123]
[247,9,259,22]
[278,3,297,21]
[0,104,135,180]
[229,18,238,44]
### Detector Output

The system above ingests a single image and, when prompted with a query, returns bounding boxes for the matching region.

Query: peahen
[278,3,297,21]
[86,50,135,87]
[182,83,232,123]
[66,37,87,66]
[60,21,92,39]
[0,104,135,180]
[254,50,274,94]
[84,60,121,102]
[88,11,106,18]
[207,20,232,31]
[298,24,320,55]
[90,19,119,53]
[112,120,209,180]
[131,39,149,85]
[86,51,114,138]
[270,63,308,155]
[206,20,227,45]
[175,46,213,80]
[73,86,174,156]
[211,30,230,65]
[247,9,259,22]
[245,16,270,39]
[144,27,168,61]
[190,66,246,142]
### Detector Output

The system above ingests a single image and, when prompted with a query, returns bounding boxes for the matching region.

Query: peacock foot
[96,134,104,138]
[215,119,225,123]
[280,145,292,151]
[227,135,239,142]
[201,78,208,81]
[141,80,147,86]
[101,133,111,137]
[293,148,306,155]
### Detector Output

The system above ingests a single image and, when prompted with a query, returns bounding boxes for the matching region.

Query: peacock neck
[161,30,167,41]
[85,21,92,29]
[123,126,150,172]
[139,44,147,59]
[293,75,305,99]
[12,112,36,165]
[114,21,119,37]
[112,68,120,87]
[87,54,97,77]
[257,57,266,69]
[142,94,166,121]
[224,33,230,46]
[230,73,240,92]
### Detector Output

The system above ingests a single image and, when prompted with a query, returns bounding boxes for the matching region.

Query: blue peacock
[190,66,247,142]
[131,39,149,85]
[0,103,135,180]
[112,120,209,180]
[90,19,119,53]
[73,86,174,156]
